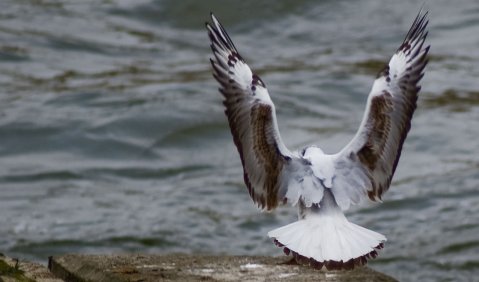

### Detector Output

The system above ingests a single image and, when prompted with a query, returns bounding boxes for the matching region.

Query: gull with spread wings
[206,11,429,270]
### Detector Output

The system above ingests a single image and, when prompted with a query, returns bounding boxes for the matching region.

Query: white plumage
[206,10,429,270]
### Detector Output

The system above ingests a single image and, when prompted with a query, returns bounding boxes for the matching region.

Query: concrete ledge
[48,254,398,282]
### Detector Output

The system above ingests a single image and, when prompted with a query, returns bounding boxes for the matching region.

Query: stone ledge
[48,254,398,282]
[0,253,62,282]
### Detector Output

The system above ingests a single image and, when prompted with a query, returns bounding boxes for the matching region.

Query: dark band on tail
[274,239,385,271]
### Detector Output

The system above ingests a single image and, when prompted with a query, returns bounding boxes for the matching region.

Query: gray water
[0,0,478,281]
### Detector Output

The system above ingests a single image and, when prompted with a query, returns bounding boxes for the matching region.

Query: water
[0,0,478,281]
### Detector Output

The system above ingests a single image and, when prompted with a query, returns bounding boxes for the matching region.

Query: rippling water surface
[1,1,478,281]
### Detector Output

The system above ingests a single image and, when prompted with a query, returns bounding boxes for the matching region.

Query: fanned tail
[268,192,386,270]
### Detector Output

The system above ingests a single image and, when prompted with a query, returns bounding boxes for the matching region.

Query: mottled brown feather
[250,104,284,209]
[357,92,393,172]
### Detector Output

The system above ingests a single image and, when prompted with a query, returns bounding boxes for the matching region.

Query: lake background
[0,0,478,281]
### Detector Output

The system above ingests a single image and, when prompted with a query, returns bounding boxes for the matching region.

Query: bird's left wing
[331,11,430,210]
[206,14,307,211]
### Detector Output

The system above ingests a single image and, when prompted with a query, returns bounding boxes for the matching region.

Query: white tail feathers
[268,210,386,270]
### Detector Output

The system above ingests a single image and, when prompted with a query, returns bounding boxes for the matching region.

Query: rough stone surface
[0,253,62,282]
[49,254,398,282]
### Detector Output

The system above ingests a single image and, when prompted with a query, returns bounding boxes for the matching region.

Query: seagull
[206,10,429,270]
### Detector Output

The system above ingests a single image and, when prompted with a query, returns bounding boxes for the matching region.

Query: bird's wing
[331,11,430,210]
[206,14,305,211]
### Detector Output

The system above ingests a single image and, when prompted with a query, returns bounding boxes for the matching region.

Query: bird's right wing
[331,11,430,210]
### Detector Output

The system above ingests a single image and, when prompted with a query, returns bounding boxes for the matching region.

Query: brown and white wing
[331,11,430,210]
[206,14,300,211]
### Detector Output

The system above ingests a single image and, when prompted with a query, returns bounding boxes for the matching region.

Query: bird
[206,10,429,270]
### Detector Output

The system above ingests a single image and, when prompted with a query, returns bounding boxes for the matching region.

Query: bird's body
[206,10,429,270]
